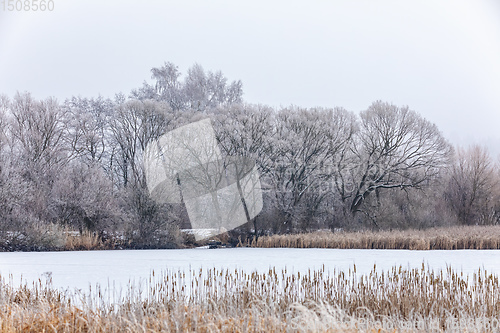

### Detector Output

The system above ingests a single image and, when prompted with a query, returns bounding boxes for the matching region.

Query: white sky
[1,0,500,153]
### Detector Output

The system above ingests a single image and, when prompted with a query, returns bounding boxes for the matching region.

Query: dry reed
[64,231,108,251]
[1,264,499,332]
[249,225,500,250]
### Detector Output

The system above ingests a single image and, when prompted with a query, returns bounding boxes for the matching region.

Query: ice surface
[0,248,499,292]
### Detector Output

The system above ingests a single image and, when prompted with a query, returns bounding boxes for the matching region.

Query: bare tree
[9,92,67,182]
[263,107,356,231]
[184,63,243,111]
[0,95,9,175]
[208,105,274,234]
[445,145,500,225]
[109,99,173,188]
[50,162,121,233]
[210,104,273,171]
[0,94,73,236]
[108,98,179,245]
[131,62,243,111]
[345,101,452,226]
[64,96,113,165]
[0,96,25,229]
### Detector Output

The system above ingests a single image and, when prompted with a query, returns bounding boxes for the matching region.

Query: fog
[1,0,500,152]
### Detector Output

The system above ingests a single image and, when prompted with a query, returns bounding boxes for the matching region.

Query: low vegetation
[1,264,499,332]
[248,225,500,250]
[0,225,117,251]
[3,224,500,251]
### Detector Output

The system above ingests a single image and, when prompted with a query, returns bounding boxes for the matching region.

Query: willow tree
[345,101,452,223]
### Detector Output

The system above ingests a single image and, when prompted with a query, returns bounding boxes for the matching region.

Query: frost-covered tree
[184,63,243,111]
[108,99,180,244]
[343,101,452,226]
[64,96,114,166]
[50,162,121,233]
[210,104,273,168]
[0,96,9,176]
[0,94,72,236]
[131,62,243,111]
[0,96,25,229]
[9,92,67,181]
[263,107,356,231]
[208,104,273,233]
[109,99,173,188]
[445,145,500,225]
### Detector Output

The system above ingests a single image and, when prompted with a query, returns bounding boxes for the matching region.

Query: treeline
[0,61,499,249]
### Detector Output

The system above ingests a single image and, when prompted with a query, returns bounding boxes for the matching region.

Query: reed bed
[249,225,500,250]
[1,264,499,332]
[64,231,108,251]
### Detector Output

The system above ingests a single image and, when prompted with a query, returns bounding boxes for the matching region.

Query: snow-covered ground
[0,248,499,292]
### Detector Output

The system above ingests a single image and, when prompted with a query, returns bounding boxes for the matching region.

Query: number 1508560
[2,0,54,11]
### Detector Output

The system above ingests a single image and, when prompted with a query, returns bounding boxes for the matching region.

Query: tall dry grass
[249,225,500,250]
[1,264,499,332]
[63,231,108,251]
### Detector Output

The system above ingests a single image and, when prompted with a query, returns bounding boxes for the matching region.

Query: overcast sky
[1,0,499,153]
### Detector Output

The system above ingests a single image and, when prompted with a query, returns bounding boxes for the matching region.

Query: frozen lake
[0,248,499,291]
